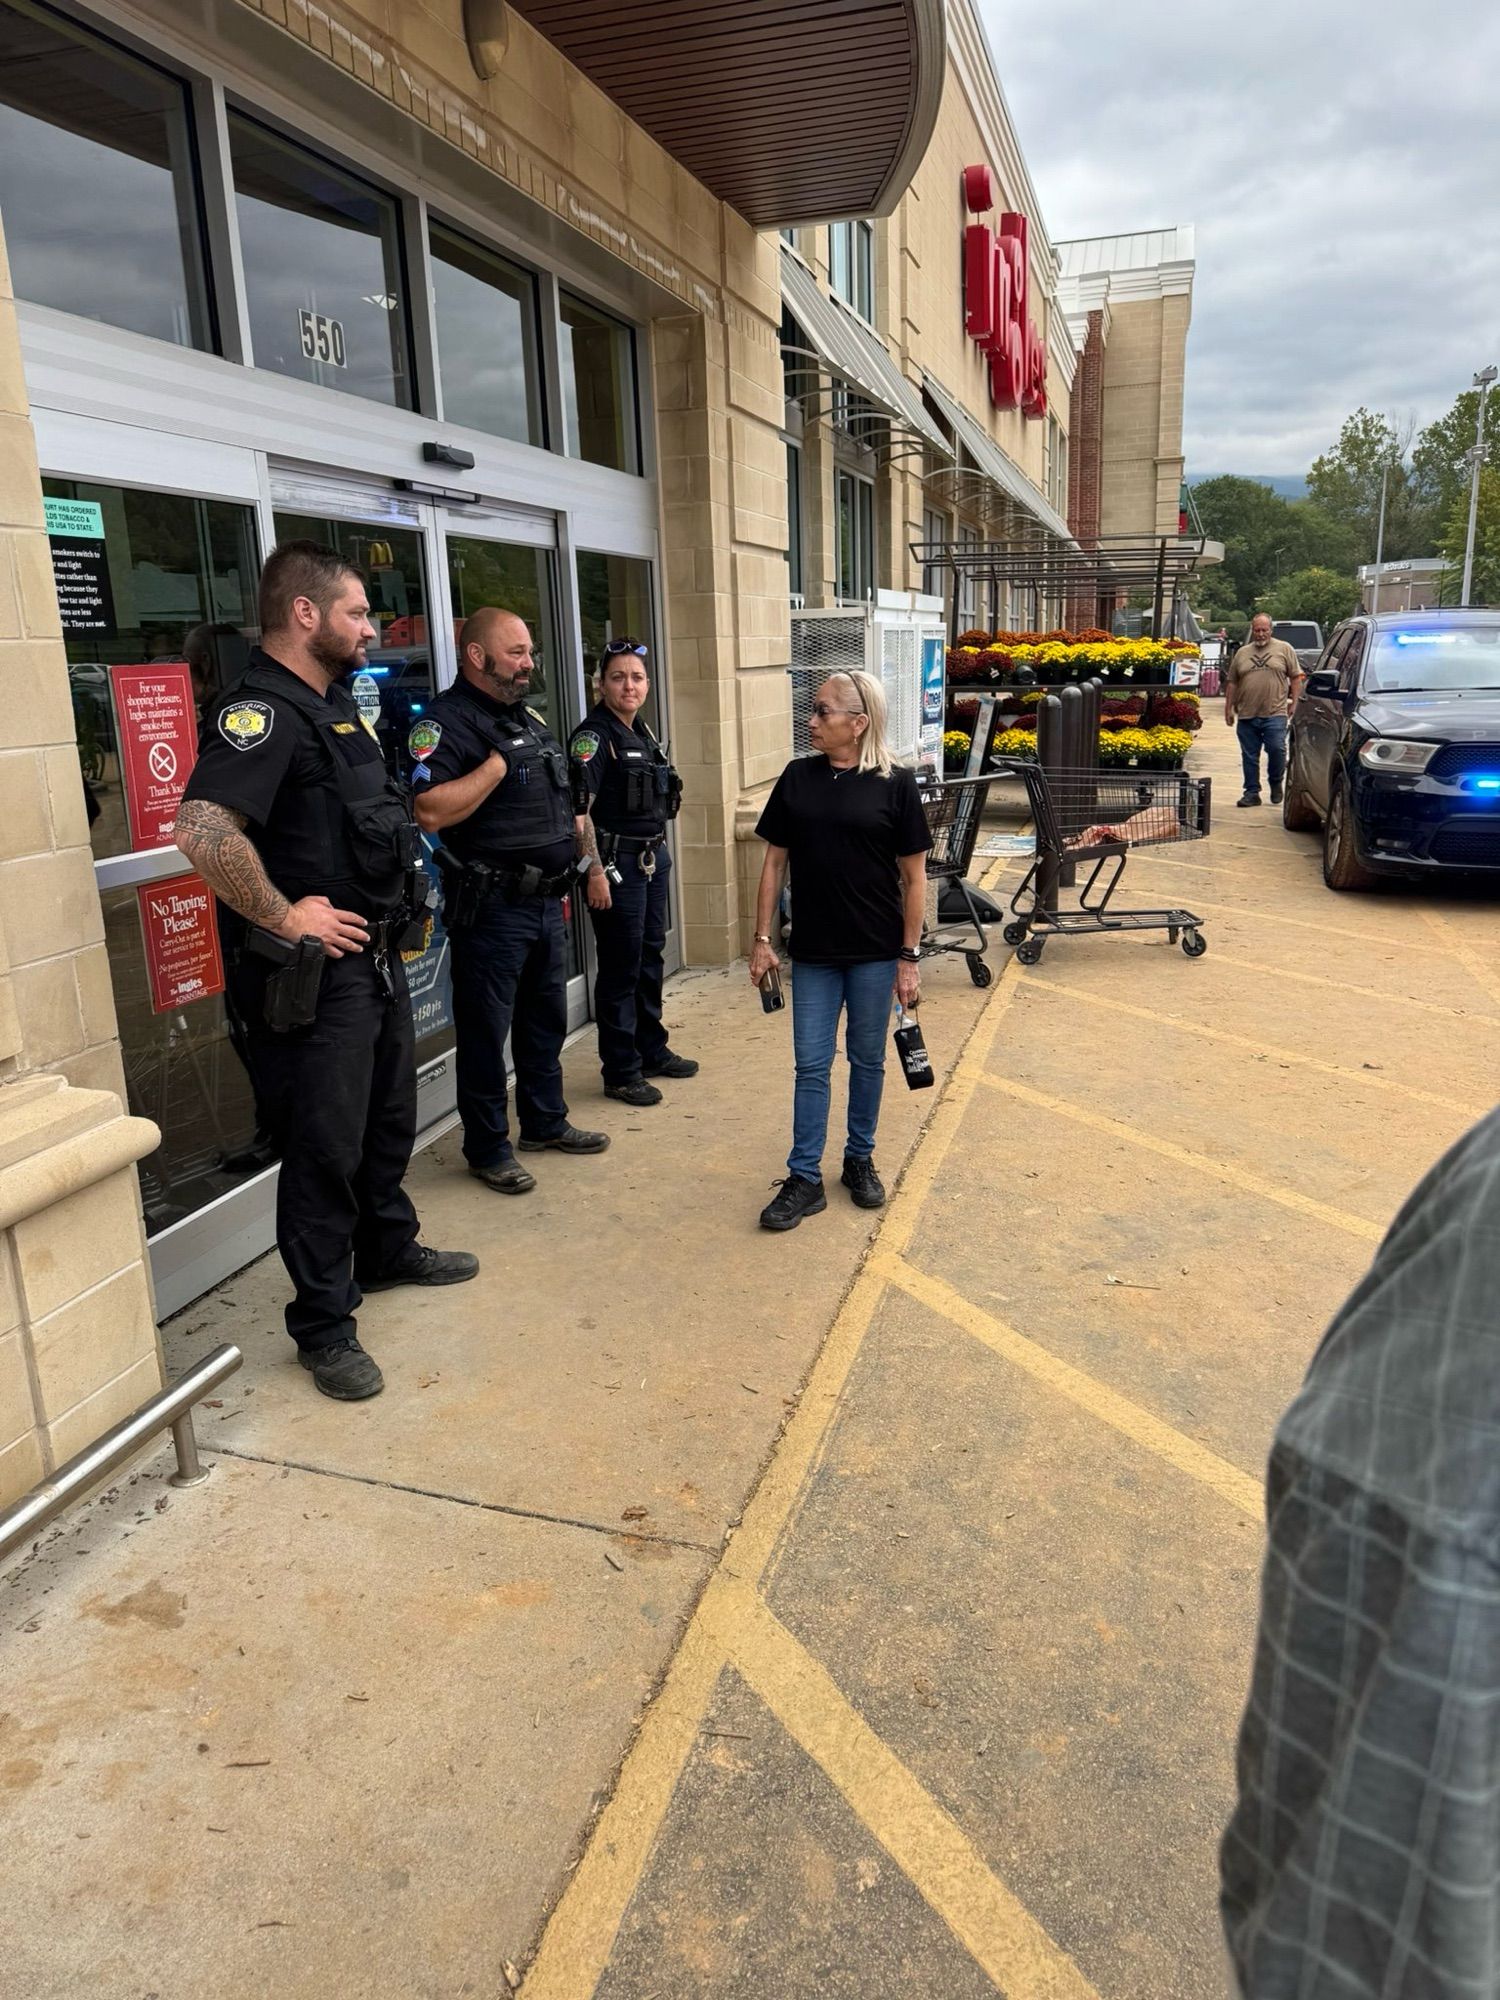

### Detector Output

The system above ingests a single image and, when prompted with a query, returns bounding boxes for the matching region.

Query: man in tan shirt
[1224,614,1305,807]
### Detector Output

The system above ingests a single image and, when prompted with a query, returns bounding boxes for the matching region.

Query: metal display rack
[910,530,1222,645]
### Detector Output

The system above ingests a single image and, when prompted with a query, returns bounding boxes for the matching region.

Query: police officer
[411,607,608,1194]
[175,542,478,1403]
[570,639,698,1105]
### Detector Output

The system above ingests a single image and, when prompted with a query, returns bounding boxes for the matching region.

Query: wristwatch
[898,946,921,964]
[753,933,773,944]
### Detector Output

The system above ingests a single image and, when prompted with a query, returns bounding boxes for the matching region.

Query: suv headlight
[1358,738,1436,773]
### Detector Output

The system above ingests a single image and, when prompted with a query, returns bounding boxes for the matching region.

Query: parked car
[1284,610,1500,889]
[1270,618,1324,671]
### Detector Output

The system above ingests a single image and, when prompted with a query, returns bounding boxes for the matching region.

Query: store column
[0,208,162,1509]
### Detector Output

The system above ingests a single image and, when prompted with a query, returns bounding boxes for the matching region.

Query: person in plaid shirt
[1222,1109,1500,1997]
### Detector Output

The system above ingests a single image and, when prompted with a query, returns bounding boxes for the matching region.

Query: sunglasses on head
[603,640,648,659]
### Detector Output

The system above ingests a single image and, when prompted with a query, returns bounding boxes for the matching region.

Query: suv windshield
[1367,621,1500,692]
[1272,622,1320,648]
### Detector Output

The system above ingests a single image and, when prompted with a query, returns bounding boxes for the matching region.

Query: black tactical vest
[427,683,574,863]
[231,662,417,912]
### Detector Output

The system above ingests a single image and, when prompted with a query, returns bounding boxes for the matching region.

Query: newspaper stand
[996,759,1212,964]
[917,770,1001,987]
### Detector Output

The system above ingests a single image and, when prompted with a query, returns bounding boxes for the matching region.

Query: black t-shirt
[755,757,932,965]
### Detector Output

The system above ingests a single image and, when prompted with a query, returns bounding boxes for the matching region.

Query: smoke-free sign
[111,663,200,851]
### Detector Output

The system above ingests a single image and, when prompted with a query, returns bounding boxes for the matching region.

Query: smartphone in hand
[759,965,785,1013]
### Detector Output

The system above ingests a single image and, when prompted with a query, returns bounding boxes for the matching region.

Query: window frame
[558,287,643,478]
[425,211,548,449]
[835,468,875,605]
[828,218,874,323]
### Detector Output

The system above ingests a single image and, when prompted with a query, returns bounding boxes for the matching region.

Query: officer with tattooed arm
[569,638,696,1105]
[411,607,608,1195]
[174,541,477,1403]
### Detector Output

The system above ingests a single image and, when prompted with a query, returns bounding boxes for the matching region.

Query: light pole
[1371,464,1390,615]
[1462,364,1497,607]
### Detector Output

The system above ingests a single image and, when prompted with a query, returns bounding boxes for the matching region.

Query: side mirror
[1304,670,1342,699]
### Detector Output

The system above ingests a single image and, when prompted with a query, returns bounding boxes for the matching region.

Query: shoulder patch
[408,718,442,763]
[571,730,601,763]
[218,700,274,752]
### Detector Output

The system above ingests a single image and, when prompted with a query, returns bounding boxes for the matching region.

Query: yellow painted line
[970,1070,1385,1243]
[1419,907,1500,1011]
[874,1253,1263,1518]
[520,1601,729,2000]
[1213,950,1500,1027]
[707,1582,1102,2000]
[523,957,1027,1994]
[1127,889,1447,956]
[1018,973,1484,1118]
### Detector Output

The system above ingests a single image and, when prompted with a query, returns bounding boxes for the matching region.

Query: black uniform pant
[230,947,420,1351]
[589,847,671,1085]
[449,891,569,1166]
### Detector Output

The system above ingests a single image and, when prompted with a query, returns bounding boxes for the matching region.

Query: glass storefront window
[576,550,658,731]
[559,293,640,475]
[229,112,412,410]
[0,0,212,349]
[430,222,544,447]
[836,472,874,604]
[42,478,260,861]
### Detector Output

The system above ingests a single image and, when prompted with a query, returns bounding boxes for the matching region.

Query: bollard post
[1057,684,1083,886]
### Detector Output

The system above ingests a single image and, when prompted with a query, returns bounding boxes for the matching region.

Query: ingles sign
[961,164,1046,421]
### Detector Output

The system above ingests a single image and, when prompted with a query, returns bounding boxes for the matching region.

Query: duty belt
[597,830,666,859]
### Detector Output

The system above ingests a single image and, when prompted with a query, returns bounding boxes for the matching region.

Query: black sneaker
[759,1175,827,1232]
[360,1244,480,1291]
[643,1051,699,1079]
[1236,794,1262,808]
[604,1079,663,1107]
[298,1338,384,1401]
[1270,783,1284,804]
[841,1155,886,1210]
[470,1161,536,1195]
[518,1125,610,1154]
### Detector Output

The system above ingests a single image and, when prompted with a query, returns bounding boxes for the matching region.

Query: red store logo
[961,164,1046,421]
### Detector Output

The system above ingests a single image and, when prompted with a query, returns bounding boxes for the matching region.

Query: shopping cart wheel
[1015,939,1045,966]
[1181,929,1208,959]
[966,952,993,988]
[1001,921,1029,947]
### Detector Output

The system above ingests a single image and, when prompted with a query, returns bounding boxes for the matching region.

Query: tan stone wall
[0,216,162,1510]
[1098,295,1189,541]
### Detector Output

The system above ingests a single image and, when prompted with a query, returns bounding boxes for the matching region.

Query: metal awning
[781,251,949,457]
[921,372,1072,542]
[909,529,1224,639]
[500,0,945,229]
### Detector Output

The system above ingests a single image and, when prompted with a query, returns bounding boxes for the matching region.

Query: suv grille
[1430,819,1500,867]
[1426,744,1500,782]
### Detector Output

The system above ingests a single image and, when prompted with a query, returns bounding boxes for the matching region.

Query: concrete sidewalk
[1,927,993,1998]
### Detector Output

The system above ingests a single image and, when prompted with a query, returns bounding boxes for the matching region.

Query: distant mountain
[1189,473,1308,501]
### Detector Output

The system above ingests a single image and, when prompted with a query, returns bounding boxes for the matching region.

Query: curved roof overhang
[497,0,946,227]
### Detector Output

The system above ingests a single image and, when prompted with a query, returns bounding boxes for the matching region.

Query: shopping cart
[917,773,1000,987]
[996,762,1213,964]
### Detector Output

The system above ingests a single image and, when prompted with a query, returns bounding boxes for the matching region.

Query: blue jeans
[788,959,896,1181]
[1237,715,1287,798]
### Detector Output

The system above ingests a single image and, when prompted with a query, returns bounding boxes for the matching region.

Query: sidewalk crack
[205,1445,720,1555]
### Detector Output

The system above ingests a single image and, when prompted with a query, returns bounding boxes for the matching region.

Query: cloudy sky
[986,0,1500,477]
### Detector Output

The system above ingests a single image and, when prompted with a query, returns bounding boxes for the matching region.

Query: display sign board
[136,872,225,1015]
[919,633,946,768]
[1169,657,1202,689]
[403,846,453,1044]
[44,496,116,636]
[110,663,200,850]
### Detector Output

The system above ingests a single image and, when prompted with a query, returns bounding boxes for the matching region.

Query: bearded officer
[174,541,478,1402]
[411,607,608,1194]
[570,638,697,1105]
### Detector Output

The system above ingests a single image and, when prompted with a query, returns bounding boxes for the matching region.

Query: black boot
[360,1244,480,1290]
[298,1338,384,1401]
[841,1155,886,1210]
[759,1175,827,1231]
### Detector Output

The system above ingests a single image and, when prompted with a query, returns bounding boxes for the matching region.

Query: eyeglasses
[810,702,862,719]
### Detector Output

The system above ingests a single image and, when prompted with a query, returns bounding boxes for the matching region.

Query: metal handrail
[0,1343,242,1568]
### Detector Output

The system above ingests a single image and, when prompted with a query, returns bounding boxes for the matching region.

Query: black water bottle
[894,1007,934,1089]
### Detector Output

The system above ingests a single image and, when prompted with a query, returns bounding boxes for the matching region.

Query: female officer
[569,639,698,1106]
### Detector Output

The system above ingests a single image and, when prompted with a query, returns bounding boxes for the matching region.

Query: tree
[1268,566,1360,631]
[1436,466,1500,608]
[1189,477,1362,618]
[1413,388,1500,528]
[1306,408,1435,563]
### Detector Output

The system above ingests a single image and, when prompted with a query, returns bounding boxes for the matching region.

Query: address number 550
[298,309,347,368]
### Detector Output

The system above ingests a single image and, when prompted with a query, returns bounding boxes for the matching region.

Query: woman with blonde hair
[750,669,932,1231]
